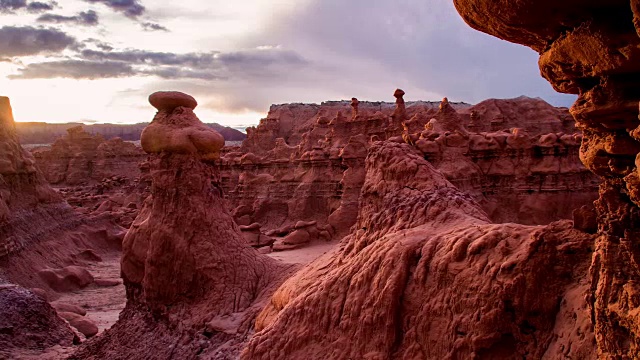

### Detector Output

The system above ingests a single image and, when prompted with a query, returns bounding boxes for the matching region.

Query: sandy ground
[54,254,126,333]
[268,241,338,264]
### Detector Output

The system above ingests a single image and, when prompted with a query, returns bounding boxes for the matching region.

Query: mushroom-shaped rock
[141,92,224,160]
[149,91,197,111]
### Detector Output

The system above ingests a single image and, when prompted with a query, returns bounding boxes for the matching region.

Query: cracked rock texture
[242,141,596,359]
[454,0,640,357]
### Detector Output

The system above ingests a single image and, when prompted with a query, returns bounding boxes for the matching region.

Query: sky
[0,0,576,128]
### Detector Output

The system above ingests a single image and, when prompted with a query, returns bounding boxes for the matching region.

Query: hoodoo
[72,91,293,359]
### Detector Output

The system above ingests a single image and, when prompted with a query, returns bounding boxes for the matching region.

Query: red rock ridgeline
[72,92,293,359]
[243,141,595,359]
[223,93,598,252]
[453,1,640,356]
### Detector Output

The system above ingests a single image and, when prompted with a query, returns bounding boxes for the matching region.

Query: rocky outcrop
[243,141,595,359]
[454,1,640,357]
[0,283,77,358]
[32,126,145,186]
[221,94,598,247]
[0,97,121,267]
[0,97,124,357]
[71,92,293,359]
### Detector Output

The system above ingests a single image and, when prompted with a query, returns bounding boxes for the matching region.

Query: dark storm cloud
[83,0,144,18]
[37,10,99,26]
[8,59,134,79]
[0,26,76,57]
[141,22,168,32]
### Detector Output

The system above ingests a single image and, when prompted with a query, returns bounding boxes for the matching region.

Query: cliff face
[243,141,595,359]
[221,95,598,251]
[454,0,640,357]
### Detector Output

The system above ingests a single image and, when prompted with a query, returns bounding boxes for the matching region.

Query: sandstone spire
[391,88,407,123]
[350,97,359,120]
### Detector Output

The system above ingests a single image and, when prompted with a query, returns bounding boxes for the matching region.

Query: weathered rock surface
[30,126,149,228]
[0,283,77,358]
[222,94,598,244]
[243,141,595,359]
[454,1,640,357]
[70,92,294,359]
[0,96,124,357]
[32,126,145,186]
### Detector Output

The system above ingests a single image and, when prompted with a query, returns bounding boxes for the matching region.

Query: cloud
[27,1,55,12]
[37,10,99,26]
[0,26,76,57]
[0,0,26,12]
[80,48,218,67]
[8,59,134,79]
[8,46,308,83]
[0,0,55,13]
[141,22,168,32]
[83,0,144,18]
[243,0,576,107]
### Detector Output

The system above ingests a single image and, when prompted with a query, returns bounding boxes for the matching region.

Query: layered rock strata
[454,1,640,357]
[222,95,598,249]
[243,141,596,359]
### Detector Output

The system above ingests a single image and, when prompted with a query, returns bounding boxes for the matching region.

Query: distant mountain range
[15,122,247,145]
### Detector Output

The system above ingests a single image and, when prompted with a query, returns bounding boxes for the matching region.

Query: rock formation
[454,1,640,357]
[221,94,598,250]
[30,126,148,228]
[71,92,293,359]
[0,283,77,358]
[350,97,359,120]
[392,88,408,123]
[243,141,595,359]
[0,96,125,357]
[32,126,145,186]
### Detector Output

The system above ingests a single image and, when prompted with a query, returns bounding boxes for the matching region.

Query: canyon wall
[454,0,640,357]
[221,95,598,251]
[30,95,598,253]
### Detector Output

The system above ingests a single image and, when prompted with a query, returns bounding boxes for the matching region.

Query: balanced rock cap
[394,89,405,98]
[149,91,197,111]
